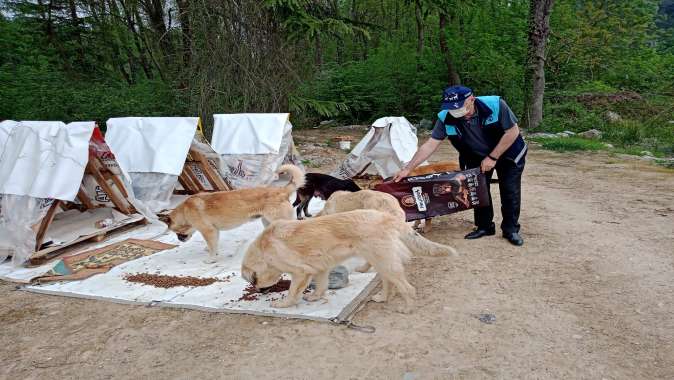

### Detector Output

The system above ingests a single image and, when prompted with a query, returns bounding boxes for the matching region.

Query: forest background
[1,0,673,156]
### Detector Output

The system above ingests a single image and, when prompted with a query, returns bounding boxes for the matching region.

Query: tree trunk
[394,0,399,30]
[176,0,192,65]
[142,0,172,58]
[120,0,154,79]
[414,0,424,55]
[314,34,323,68]
[523,0,555,130]
[438,12,461,85]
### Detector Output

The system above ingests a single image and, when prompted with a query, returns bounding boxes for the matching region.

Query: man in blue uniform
[393,85,527,246]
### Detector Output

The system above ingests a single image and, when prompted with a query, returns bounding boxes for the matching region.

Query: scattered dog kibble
[123,273,229,288]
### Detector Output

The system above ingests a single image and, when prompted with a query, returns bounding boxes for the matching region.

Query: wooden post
[77,184,96,210]
[86,159,132,214]
[189,148,231,191]
[34,200,61,251]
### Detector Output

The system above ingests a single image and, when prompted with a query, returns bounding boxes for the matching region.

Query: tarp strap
[331,318,376,333]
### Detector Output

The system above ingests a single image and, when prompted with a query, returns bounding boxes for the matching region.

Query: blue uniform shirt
[431,97,525,163]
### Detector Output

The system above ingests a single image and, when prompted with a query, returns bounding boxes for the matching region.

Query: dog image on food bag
[389,161,461,234]
[164,164,304,263]
[241,209,457,312]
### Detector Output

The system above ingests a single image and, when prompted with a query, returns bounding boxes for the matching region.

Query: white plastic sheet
[213,114,304,189]
[332,116,420,179]
[0,195,52,266]
[127,172,177,213]
[211,113,289,154]
[105,117,198,176]
[0,120,95,201]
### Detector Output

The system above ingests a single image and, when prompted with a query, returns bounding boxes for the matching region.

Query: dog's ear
[158,214,171,224]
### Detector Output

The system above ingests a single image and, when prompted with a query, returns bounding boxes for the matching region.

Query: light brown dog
[408,160,461,234]
[241,209,456,312]
[165,164,304,262]
[316,190,405,221]
[316,190,406,273]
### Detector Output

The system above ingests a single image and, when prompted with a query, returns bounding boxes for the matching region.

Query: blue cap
[440,85,473,110]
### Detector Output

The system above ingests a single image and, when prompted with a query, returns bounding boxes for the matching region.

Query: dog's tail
[278,164,305,194]
[400,228,458,257]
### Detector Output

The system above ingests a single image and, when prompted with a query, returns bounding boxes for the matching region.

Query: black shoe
[503,232,524,246]
[464,228,496,239]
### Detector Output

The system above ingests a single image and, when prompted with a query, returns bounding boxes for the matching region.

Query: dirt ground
[2,127,673,379]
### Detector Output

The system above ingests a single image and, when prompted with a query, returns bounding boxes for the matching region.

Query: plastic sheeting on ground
[19,200,379,322]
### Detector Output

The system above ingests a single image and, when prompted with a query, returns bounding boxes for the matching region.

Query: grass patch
[534,137,606,152]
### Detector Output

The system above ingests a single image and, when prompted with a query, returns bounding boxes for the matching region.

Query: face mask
[449,105,469,118]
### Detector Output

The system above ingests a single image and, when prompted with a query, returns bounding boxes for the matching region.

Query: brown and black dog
[293,173,360,219]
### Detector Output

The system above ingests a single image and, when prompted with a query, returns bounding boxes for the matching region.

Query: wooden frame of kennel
[176,147,232,194]
[176,121,232,194]
[30,124,145,264]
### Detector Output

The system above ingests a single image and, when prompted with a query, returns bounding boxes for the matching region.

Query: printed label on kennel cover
[374,168,490,221]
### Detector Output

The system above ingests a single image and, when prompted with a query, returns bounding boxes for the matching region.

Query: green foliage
[539,87,674,156]
[0,0,672,159]
[534,137,606,152]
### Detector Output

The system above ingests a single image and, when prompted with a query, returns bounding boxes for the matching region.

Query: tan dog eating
[316,190,407,273]
[241,209,456,312]
[165,164,304,262]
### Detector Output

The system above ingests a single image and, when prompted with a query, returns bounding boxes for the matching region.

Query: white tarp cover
[19,200,379,322]
[211,113,304,189]
[0,195,53,266]
[211,113,289,155]
[0,120,95,201]
[105,117,198,176]
[332,116,420,179]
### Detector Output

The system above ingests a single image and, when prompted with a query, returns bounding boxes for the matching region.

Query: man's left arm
[480,99,520,172]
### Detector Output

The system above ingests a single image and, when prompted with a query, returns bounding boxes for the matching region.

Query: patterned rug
[34,239,176,283]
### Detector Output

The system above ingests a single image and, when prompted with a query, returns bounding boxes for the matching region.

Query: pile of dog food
[124,273,232,288]
[238,279,292,301]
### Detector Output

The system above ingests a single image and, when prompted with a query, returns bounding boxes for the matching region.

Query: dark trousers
[466,157,525,234]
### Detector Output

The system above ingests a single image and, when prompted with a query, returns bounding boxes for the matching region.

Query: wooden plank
[106,170,129,198]
[34,200,61,251]
[28,216,146,265]
[183,164,207,192]
[77,184,96,210]
[86,159,132,214]
[189,148,231,191]
[178,172,199,193]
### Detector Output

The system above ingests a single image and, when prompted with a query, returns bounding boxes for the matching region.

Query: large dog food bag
[374,168,490,221]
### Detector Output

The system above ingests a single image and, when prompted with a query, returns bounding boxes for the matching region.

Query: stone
[640,150,654,156]
[309,265,349,289]
[419,119,433,130]
[563,130,576,135]
[578,129,603,139]
[603,143,614,149]
[527,132,558,139]
[605,111,622,123]
[319,119,337,127]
